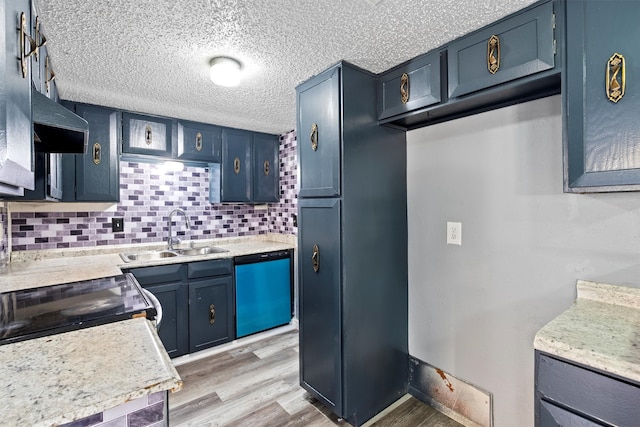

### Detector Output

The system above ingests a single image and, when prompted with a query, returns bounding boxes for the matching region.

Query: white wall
[407,95,640,426]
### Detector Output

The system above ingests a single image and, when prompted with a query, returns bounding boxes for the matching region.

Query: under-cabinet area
[125,249,293,359]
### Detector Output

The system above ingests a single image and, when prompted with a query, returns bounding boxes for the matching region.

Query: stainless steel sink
[174,246,229,256]
[119,246,228,263]
[120,250,179,263]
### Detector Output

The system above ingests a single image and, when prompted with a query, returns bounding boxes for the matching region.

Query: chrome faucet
[167,208,191,250]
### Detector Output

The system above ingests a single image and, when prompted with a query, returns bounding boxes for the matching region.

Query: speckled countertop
[0,234,296,293]
[1,317,181,427]
[534,280,640,383]
[0,234,295,425]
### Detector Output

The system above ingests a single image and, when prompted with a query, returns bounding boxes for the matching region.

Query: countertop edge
[534,281,640,384]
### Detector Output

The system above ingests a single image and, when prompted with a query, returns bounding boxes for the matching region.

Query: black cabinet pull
[310,123,318,151]
[209,304,216,324]
[312,244,320,273]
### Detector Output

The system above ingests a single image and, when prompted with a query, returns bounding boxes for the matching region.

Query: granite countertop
[0,234,296,293]
[0,317,182,427]
[534,280,640,383]
[0,233,295,425]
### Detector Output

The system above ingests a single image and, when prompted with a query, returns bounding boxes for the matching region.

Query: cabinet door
[564,0,640,192]
[122,112,173,157]
[252,132,279,203]
[64,104,120,202]
[448,1,555,98]
[221,128,252,202]
[298,198,342,415]
[16,152,60,200]
[0,0,34,195]
[378,51,441,120]
[188,276,234,353]
[145,281,189,358]
[297,66,341,198]
[177,121,221,162]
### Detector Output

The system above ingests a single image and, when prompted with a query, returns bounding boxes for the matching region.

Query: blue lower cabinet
[535,351,640,426]
[235,257,292,338]
[127,260,233,358]
[145,281,189,358]
[188,276,234,353]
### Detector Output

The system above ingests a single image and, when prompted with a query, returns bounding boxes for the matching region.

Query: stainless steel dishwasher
[234,250,293,338]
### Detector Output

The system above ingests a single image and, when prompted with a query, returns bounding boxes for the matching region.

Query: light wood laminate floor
[169,330,463,427]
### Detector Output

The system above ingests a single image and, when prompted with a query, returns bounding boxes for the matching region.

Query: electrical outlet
[447,222,462,245]
[112,218,124,233]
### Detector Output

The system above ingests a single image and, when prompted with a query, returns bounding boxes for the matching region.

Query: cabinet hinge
[553,39,557,55]
[552,13,556,30]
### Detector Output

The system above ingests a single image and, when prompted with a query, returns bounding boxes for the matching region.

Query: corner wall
[407,95,640,426]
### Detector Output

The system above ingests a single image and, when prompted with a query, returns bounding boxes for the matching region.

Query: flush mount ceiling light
[209,57,242,87]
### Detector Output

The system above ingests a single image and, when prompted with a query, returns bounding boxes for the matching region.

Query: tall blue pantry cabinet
[296,61,408,426]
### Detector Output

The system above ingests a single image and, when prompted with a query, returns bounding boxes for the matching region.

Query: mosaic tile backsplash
[10,130,297,252]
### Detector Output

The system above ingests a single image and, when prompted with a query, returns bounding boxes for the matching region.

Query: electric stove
[0,273,156,345]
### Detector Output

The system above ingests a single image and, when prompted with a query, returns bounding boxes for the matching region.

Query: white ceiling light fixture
[209,57,242,87]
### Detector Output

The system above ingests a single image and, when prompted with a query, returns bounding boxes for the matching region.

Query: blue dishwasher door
[235,257,291,338]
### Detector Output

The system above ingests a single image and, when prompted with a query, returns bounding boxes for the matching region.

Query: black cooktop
[0,273,155,345]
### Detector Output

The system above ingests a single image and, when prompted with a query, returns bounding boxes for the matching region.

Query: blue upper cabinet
[176,120,221,163]
[0,0,35,196]
[220,128,279,203]
[252,132,279,203]
[448,1,555,99]
[564,0,640,192]
[62,104,120,202]
[297,66,341,198]
[221,128,252,202]
[122,112,174,157]
[378,50,442,121]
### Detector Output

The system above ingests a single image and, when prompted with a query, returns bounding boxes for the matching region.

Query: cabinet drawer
[537,354,640,426]
[188,259,232,279]
[378,51,441,120]
[538,400,600,427]
[126,263,184,285]
[448,1,555,98]
[123,112,174,156]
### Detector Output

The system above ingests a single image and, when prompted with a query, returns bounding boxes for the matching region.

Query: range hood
[32,87,88,154]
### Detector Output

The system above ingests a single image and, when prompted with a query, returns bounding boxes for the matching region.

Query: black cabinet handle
[195,132,203,151]
[234,157,241,174]
[312,244,320,273]
[310,123,318,151]
[145,125,153,146]
[209,304,216,324]
[93,143,101,165]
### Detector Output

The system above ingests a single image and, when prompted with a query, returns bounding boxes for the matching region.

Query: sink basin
[174,246,229,256]
[119,246,228,263]
[120,250,179,263]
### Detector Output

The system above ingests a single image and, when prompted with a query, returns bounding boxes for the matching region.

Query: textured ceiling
[34,0,536,135]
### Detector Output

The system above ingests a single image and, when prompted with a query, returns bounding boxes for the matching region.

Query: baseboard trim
[409,356,493,427]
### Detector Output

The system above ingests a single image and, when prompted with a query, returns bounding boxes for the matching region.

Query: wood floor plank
[169,330,463,427]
